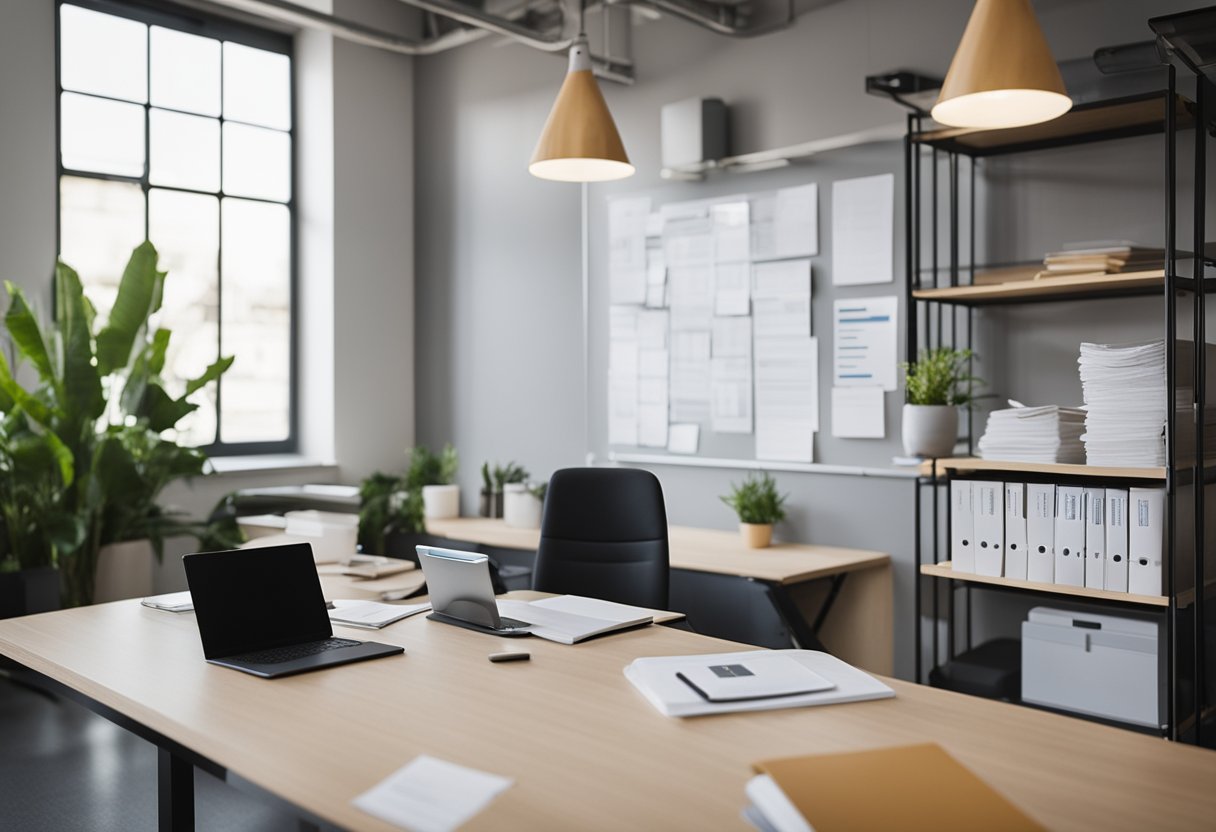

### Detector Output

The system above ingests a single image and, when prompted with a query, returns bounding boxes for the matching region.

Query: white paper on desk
[754,336,818,462]
[832,296,898,391]
[353,755,512,832]
[668,423,700,454]
[752,260,811,339]
[714,262,750,316]
[670,330,711,423]
[711,357,753,434]
[831,387,885,438]
[609,196,650,304]
[831,173,894,285]
[711,200,750,263]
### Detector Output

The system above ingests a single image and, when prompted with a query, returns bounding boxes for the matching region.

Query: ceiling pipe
[621,0,796,38]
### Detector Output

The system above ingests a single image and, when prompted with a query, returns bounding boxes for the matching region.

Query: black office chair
[532,468,670,609]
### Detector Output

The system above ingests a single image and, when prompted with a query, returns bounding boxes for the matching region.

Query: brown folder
[752,743,1045,832]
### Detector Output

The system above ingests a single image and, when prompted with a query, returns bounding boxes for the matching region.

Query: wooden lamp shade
[932,0,1071,130]
[529,39,633,182]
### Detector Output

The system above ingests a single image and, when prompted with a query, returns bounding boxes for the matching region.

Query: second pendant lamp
[932,0,1071,130]
[529,6,633,182]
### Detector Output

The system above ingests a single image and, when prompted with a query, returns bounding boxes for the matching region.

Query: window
[57,0,295,454]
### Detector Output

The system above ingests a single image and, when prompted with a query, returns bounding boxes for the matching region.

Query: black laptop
[183,543,403,678]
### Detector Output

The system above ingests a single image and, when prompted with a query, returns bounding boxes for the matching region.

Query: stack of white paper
[1078,341,1167,467]
[977,402,1086,464]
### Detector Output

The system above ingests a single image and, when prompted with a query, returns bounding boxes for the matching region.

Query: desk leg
[788,564,894,675]
[765,582,831,653]
[158,748,195,832]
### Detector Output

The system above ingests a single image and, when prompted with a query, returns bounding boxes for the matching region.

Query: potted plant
[479,461,527,519]
[0,242,242,608]
[900,347,982,459]
[504,480,546,529]
[416,444,459,520]
[720,472,788,549]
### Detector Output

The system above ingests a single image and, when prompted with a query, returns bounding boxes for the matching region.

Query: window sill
[207,454,339,477]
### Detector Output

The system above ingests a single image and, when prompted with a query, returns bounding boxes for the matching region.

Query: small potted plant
[900,347,981,459]
[486,461,528,519]
[721,472,788,549]
[414,444,460,520]
[504,480,546,529]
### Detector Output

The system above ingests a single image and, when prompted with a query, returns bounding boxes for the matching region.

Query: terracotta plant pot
[740,523,773,549]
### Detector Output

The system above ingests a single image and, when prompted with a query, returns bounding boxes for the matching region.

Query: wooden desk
[425,518,893,674]
[2,600,1216,831]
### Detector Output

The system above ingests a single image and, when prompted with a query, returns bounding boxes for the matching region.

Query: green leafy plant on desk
[358,443,458,554]
[0,241,240,609]
[900,347,984,460]
[478,460,529,518]
[721,472,788,550]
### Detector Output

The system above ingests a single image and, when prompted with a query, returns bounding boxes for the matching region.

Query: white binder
[1053,485,1085,587]
[1004,482,1028,581]
[1104,489,1130,592]
[1026,483,1055,583]
[1128,487,1165,597]
[972,480,1004,577]
[1083,488,1106,589]
[950,481,975,573]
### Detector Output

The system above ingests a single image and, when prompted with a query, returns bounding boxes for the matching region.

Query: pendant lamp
[931,0,1071,130]
[529,8,633,182]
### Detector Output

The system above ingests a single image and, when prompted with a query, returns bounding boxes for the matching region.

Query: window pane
[61,93,145,177]
[59,177,146,319]
[150,109,220,192]
[149,190,220,447]
[220,199,290,443]
[150,26,220,116]
[222,123,291,201]
[222,42,291,130]
[60,5,147,103]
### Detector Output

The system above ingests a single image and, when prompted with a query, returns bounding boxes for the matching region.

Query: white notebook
[328,600,430,630]
[496,595,654,644]
[676,653,835,703]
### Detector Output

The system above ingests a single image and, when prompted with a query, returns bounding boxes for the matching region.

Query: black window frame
[54,0,299,457]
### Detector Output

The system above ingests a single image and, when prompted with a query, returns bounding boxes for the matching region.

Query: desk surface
[425,517,890,585]
[2,600,1215,831]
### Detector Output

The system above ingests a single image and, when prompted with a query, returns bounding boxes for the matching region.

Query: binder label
[1109,496,1125,527]
[1063,491,1079,521]
[1137,499,1150,527]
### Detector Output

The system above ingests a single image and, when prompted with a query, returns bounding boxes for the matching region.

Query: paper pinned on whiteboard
[831,387,885,438]
[711,200,750,263]
[831,174,894,286]
[753,259,811,339]
[711,357,753,434]
[832,296,898,391]
[712,316,752,359]
[751,184,818,261]
[754,336,818,463]
[714,262,750,317]
[609,196,651,303]
[668,423,701,454]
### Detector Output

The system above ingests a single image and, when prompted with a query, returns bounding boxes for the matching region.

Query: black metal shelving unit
[899,30,1214,745]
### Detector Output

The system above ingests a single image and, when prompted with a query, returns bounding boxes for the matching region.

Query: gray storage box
[1021,607,1161,728]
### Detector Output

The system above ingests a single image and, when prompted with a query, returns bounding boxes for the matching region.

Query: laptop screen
[184,544,332,659]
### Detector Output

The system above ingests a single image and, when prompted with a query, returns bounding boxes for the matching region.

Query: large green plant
[0,241,239,605]
[902,347,982,406]
[357,443,458,554]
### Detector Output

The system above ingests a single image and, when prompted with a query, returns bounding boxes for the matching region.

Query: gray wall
[414,0,1206,680]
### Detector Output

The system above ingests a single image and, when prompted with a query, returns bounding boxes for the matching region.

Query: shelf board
[910,92,1193,157]
[921,561,1169,607]
[912,270,1164,306]
[923,458,1167,480]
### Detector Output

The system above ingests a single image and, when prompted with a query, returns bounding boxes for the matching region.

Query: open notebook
[495,595,658,644]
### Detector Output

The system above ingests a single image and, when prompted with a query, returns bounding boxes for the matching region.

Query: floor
[0,670,300,831]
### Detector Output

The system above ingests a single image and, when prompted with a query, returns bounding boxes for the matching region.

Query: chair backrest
[532,468,669,608]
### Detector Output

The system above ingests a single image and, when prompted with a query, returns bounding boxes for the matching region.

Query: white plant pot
[503,483,543,529]
[901,404,959,459]
[94,539,155,604]
[422,484,461,520]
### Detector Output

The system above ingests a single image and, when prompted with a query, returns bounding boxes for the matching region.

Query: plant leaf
[95,241,160,376]
[139,382,197,433]
[184,354,233,397]
[0,347,54,427]
[4,281,55,386]
[55,263,104,422]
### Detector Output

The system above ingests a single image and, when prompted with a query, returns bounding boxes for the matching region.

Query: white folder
[1004,482,1028,581]
[1083,488,1106,589]
[1054,486,1085,587]
[1104,489,1130,592]
[972,480,1004,577]
[950,481,974,573]
[1128,487,1165,597]
[1026,484,1055,583]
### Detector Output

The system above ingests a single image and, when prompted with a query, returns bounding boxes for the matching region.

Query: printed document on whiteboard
[832,297,898,391]
[831,174,894,285]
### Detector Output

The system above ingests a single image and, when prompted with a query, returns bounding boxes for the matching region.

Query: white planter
[503,483,543,529]
[422,484,461,520]
[901,404,959,459]
[94,539,155,604]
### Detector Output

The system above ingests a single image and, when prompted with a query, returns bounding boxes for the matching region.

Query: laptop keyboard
[230,637,361,665]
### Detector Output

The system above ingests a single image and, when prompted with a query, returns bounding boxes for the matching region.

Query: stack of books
[1040,242,1163,278]
[977,402,1086,464]
[1078,341,1167,467]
